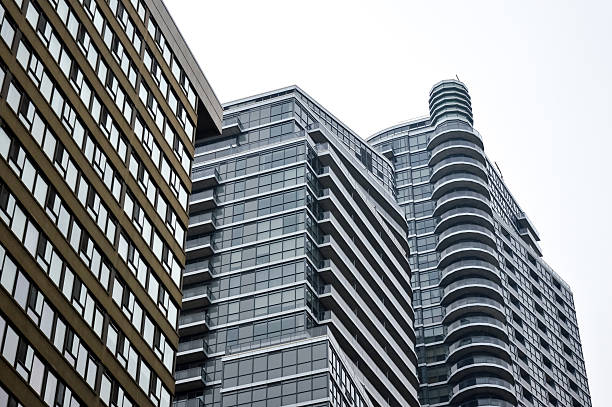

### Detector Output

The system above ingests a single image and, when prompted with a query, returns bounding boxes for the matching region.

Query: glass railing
[178,338,211,355]
[172,398,204,407]
[448,336,508,354]
[438,224,495,246]
[436,190,490,208]
[430,120,481,142]
[444,278,501,296]
[432,156,485,177]
[185,235,216,251]
[437,207,493,225]
[189,188,218,204]
[442,260,498,280]
[178,311,210,326]
[191,167,220,183]
[446,316,505,334]
[457,398,515,407]
[445,296,503,314]
[433,172,488,193]
[226,326,328,355]
[183,285,213,300]
[430,139,484,161]
[440,242,497,262]
[451,356,510,374]
[188,211,217,227]
[174,366,204,381]
[451,376,513,395]
[184,259,213,275]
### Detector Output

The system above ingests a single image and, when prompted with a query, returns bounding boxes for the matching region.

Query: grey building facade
[176,87,420,407]
[0,0,221,406]
[368,80,592,407]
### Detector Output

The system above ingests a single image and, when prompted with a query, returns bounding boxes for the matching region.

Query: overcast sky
[165,1,610,404]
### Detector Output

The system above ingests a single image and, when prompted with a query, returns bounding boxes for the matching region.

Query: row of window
[74,0,194,161]
[223,341,327,387]
[9,36,185,275]
[0,182,174,399]
[328,344,368,407]
[22,0,189,237]
[0,313,82,407]
[0,121,177,343]
[0,244,141,407]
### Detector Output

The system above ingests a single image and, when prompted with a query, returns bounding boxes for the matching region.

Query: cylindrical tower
[428,80,516,406]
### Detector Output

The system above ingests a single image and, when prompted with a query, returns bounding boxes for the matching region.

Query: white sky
[165,1,610,404]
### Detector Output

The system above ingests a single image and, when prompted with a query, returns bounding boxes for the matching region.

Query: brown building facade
[0,0,220,406]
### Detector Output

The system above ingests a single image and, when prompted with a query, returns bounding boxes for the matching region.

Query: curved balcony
[443,296,505,323]
[431,155,487,183]
[438,241,499,269]
[429,95,472,117]
[440,259,500,286]
[445,316,508,344]
[434,190,491,217]
[432,173,489,201]
[442,278,503,305]
[429,139,485,166]
[436,207,494,234]
[450,376,516,405]
[430,80,470,100]
[449,355,514,383]
[456,398,516,407]
[427,120,482,151]
[437,224,496,252]
[447,336,511,363]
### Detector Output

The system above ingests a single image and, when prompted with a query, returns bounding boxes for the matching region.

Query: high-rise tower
[176,86,420,407]
[0,0,221,405]
[368,80,591,407]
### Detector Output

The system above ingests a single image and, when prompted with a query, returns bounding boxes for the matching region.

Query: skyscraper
[368,80,592,407]
[0,0,221,406]
[177,87,420,407]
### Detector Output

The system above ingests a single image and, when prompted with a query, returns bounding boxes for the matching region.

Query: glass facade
[0,0,221,406]
[369,80,592,407]
[178,87,420,407]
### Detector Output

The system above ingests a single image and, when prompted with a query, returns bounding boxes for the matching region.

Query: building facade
[0,0,221,406]
[368,80,592,407]
[176,87,420,407]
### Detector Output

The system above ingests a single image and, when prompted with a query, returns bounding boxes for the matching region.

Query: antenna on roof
[495,161,504,179]
[456,74,460,81]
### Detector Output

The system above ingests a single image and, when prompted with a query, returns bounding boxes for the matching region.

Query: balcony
[443,296,505,323]
[449,355,513,383]
[432,172,489,201]
[185,235,216,260]
[174,367,205,393]
[449,376,516,405]
[222,116,244,136]
[176,339,211,363]
[442,278,503,305]
[191,167,220,189]
[431,156,486,183]
[427,120,482,150]
[435,207,494,234]
[225,326,329,356]
[447,335,510,363]
[178,311,211,336]
[188,211,217,235]
[189,188,219,212]
[429,139,485,166]
[173,398,204,407]
[183,260,213,285]
[445,316,508,344]
[456,398,516,407]
[440,260,500,287]
[182,285,213,310]
[434,190,491,217]
[438,241,499,269]
[437,224,496,252]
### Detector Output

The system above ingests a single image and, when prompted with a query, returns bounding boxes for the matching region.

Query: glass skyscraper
[0,0,221,406]
[176,87,420,407]
[369,80,591,407]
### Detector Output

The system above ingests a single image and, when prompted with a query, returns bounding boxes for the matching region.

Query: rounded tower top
[429,79,473,126]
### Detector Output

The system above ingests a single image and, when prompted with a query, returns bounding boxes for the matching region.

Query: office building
[0,0,221,406]
[176,86,420,407]
[368,80,592,407]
